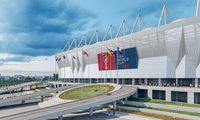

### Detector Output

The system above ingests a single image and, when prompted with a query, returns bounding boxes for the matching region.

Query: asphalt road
[0,85,136,120]
[0,82,41,94]
[0,84,81,107]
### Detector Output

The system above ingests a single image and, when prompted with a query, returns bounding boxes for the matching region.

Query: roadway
[0,82,42,94]
[0,84,81,107]
[0,85,137,120]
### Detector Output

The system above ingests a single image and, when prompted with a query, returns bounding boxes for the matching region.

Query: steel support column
[58,115,63,120]
[41,95,44,101]
[113,101,117,116]
[89,107,93,116]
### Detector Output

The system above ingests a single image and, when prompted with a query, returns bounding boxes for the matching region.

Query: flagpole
[54,57,56,81]
[124,45,126,85]
[63,55,65,83]
[81,52,83,84]
[64,65,65,82]
[81,70,83,83]
[73,56,75,83]
[60,68,61,82]
[82,50,87,84]
[109,48,111,83]
[87,51,89,84]
[116,47,119,84]
[89,63,91,84]
[77,54,80,84]
[105,48,107,84]
[86,50,90,84]
[100,46,103,83]
[103,46,106,83]
[73,72,75,83]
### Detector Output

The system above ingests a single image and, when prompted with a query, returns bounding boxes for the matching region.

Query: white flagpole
[109,48,113,83]
[104,46,107,83]
[88,51,91,84]
[105,47,108,84]
[100,46,103,83]
[54,56,56,81]
[116,47,119,84]
[82,67,83,84]
[89,62,91,84]
[60,68,61,82]
[72,57,74,83]
[77,54,80,84]
[63,55,65,83]
[109,49,111,83]
[73,72,75,83]
[64,65,65,82]
[81,52,83,84]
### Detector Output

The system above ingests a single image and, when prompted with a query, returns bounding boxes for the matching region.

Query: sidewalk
[118,105,200,120]
[125,101,200,113]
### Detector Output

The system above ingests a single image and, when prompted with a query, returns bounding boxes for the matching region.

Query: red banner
[97,52,116,71]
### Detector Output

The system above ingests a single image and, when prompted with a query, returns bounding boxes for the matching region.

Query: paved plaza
[57,111,159,120]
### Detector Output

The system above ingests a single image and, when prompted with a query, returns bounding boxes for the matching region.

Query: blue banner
[114,47,138,69]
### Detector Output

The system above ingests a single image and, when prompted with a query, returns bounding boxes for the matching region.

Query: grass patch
[120,104,200,118]
[146,107,200,117]
[59,85,114,100]
[119,109,186,120]
[130,97,200,108]
[121,104,200,117]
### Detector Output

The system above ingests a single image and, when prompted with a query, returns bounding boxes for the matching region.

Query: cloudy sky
[0,0,197,75]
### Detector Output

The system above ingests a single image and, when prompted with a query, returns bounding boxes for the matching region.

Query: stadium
[56,2,200,105]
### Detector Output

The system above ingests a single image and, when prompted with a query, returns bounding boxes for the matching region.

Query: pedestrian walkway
[58,111,159,120]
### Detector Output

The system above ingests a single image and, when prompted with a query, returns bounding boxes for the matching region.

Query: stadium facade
[56,2,200,104]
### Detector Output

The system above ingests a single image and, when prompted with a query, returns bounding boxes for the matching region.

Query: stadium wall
[57,16,200,79]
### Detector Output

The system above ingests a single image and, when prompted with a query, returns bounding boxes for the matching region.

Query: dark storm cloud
[0,0,97,57]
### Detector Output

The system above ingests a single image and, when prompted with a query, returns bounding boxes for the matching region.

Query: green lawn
[59,85,114,100]
[119,109,186,120]
[130,97,200,108]
[146,107,200,117]
[121,104,200,117]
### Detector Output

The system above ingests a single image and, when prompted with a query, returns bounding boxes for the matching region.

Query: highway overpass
[0,82,42,94]
[0,84,81,107]
[0,85,137,120]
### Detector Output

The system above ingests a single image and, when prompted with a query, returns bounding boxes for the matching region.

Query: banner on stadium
[97,47,138,71]
[97,52,116,70]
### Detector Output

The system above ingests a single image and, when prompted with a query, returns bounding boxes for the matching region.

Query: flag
[102,52,108,63]
[73,56,76,59]
[98,47,138,70]
[106,47,114,56]
[63,55,66,59]
[82,50,89,57]
[101,52,106,58]
[97,52,116,70]
[117,47,123,55]
[55,56,62,68]
[55,57,58,61]
[67,54,75,72]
